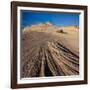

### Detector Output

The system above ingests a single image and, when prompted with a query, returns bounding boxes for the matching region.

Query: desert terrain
[21,22,79,78]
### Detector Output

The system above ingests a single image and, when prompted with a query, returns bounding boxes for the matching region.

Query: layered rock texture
[21,22,79,78]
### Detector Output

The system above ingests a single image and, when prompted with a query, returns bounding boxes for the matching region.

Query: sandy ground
[21,23,79,78]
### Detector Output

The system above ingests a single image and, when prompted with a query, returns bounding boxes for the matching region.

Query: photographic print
[21,11,79,78]
[11,1,87,89]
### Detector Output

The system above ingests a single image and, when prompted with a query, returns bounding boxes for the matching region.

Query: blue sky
[21,10,80,28]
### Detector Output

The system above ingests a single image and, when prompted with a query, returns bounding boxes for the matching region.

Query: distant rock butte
[23,22,56,33]
[22,22,79,33]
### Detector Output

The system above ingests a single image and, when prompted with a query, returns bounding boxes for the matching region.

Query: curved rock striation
[21,23,79,78]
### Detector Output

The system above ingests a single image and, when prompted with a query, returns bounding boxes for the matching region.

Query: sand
[21,23,79,78]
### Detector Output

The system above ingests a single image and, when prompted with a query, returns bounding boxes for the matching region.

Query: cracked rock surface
[21,23,79,78]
